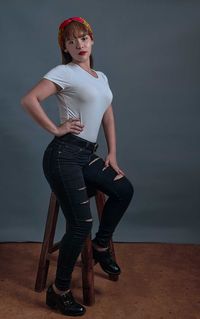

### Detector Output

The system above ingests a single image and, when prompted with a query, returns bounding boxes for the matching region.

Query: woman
[21,16,134,317]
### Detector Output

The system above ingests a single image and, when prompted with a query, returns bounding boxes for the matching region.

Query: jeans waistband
[54,133,99,152]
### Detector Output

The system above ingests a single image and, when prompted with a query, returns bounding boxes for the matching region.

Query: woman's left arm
[102,105,125,176]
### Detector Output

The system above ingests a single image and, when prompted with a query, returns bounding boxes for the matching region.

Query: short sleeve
[43,65,70,90]
[100,72,109,83]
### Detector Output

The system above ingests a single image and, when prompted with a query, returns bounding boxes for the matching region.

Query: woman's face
[64,31,94,64]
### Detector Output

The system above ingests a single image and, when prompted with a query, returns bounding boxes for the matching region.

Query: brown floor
[0,242,200,319]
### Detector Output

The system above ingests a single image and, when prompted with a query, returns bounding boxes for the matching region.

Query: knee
[84,220,93,237]
[115,176,134,202]
[72,219,93,238]
[84,219,93,233]
[124,179,134,201]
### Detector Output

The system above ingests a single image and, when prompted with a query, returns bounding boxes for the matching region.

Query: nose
[76,39,83,49]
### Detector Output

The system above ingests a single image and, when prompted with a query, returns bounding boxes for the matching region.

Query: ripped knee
[77,186,87,190]
[89,157,100,166]
[113,173,124,181]
[85,218,93,222]
[80,199,90,205]
[76,218,93,235]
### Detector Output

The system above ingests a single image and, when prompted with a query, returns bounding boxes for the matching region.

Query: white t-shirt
[43,62,113,143]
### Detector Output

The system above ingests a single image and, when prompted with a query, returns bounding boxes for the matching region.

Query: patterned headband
[58,16,93,49]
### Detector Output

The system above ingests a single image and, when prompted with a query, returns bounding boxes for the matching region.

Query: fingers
[57,118,85,136]
[105,161,125,176]
[117,169,125,175]
[69,118,84,134]
[69,118,80,122]
[110,164,125,176]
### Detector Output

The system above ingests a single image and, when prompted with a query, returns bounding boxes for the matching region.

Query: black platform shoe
[92,245,121,275]
[46,284,86,316]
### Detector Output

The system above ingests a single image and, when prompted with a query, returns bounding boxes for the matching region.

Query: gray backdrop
[1,1,200,243]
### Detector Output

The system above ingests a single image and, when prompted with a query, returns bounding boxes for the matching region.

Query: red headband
[58,16,93,49]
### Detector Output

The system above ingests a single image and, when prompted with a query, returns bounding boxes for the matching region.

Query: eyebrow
[67,33,88,41]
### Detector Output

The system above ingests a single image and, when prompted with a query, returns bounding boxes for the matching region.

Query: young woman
[21,16,134,317]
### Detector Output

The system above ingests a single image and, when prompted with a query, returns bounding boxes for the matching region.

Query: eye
[82,35,88,41]
[67,38,75,44]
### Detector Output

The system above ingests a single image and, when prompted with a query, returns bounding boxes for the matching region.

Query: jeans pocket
[54,144,81,167]
[58,142,87,157]
[65,142,83,153]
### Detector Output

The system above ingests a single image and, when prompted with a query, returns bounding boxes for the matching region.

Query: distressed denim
[42,133,134,290]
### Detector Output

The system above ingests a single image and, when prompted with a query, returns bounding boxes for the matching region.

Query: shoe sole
[46,297,86,316]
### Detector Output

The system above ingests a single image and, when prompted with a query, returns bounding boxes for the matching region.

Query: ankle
[53,283,71,295]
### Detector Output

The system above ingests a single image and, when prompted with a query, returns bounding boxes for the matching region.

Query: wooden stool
[35,190,119,305]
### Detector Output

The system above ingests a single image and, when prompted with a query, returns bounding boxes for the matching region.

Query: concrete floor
[0,242,200,319]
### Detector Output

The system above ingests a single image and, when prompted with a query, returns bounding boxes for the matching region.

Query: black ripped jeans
[42,133,134,291]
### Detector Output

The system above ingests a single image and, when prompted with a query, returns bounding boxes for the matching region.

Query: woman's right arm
[20,79,84,136]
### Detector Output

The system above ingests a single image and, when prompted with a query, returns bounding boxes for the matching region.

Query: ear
[91,40,94,45]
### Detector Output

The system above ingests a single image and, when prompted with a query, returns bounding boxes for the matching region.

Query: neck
[72,60,91,70]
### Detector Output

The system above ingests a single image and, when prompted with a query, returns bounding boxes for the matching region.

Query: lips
[78,51,87,55]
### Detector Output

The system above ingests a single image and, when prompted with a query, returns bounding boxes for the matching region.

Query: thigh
[82,153,134,200]
[43,143,92,223]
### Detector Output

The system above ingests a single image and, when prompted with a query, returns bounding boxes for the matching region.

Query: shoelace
[61,290,75,306]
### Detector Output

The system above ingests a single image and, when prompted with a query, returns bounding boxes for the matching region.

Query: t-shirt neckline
[70,62,99,79]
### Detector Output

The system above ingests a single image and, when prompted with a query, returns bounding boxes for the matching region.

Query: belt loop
[94,143,98,152]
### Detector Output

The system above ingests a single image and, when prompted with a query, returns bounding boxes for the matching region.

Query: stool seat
[35,190,119,306]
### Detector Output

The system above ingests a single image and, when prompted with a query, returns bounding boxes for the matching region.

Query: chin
[78,56,89,62]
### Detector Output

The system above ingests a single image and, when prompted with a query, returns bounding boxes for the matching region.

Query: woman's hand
[104,153,125,176]
[55,118,84,137]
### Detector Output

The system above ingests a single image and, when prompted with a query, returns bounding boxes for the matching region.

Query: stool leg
[81,233,95,306]
[95,191,119,281]
[35,192,59,292]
